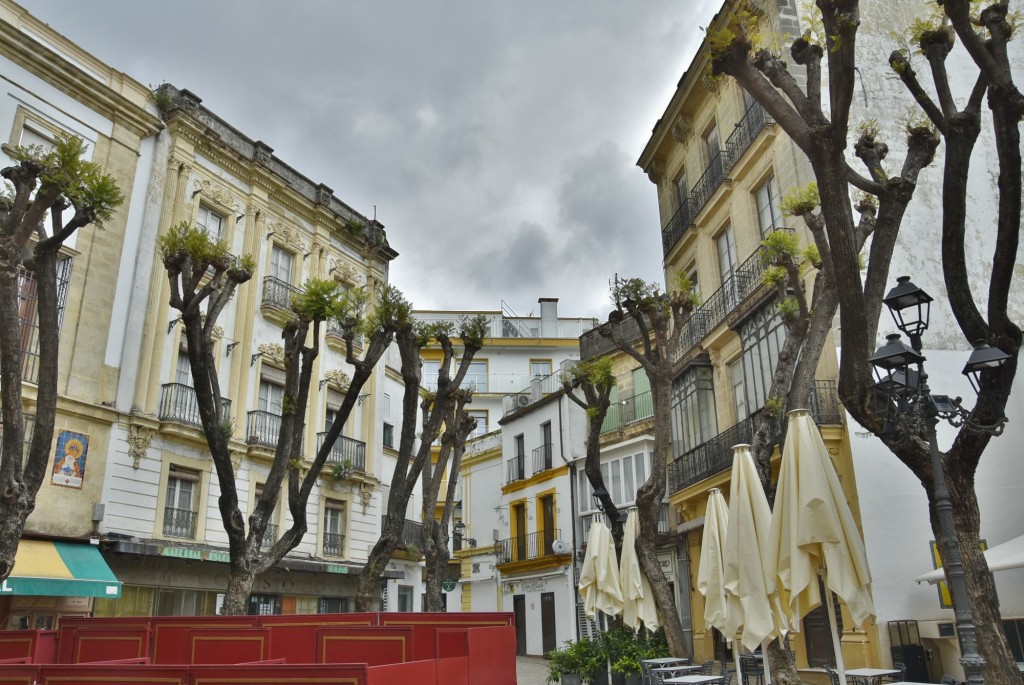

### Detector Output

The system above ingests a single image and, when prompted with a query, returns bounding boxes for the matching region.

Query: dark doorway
[541,592,557,655]
[803,580,843,667]
[514,504,527,561]
[513,594,527,656]
[541,495,555,556]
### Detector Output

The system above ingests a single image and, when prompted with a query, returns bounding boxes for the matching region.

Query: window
[19,122,57,151]
[157,589,218,617]
[739,304,788,412]
[675,171,689,207]
[686,265,700,299]
[466,360,488,392]
[164,467,199,539]
[467,410,488,439]
[175,351,191,385]
[270,245,293,284]
[259,379,285,415]
[716,225,738,286]
[323,500,345,557]
[755,175,784,237]
[539,421,552,470]
[196,205,224,240]
[670,365,718,456]
[319,597,349,614]
[531,360,552,379]
[515,434,525,459]
[704,122,723,188]
[251,374,285,446]
[423,360,441,391]
[383,422,395,448]
[731,358,748,421]
[247,594,281,616]
[577,450,649,513]
[397,585,414,612]
[17,257,73,384]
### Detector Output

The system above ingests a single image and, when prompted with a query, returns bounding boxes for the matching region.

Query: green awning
[2,540,121,598]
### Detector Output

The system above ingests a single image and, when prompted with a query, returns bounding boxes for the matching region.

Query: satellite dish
[551,539,571,555]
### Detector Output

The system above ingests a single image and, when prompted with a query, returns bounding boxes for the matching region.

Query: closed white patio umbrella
[579,516,623,619]
[768,410,875,685]
[723,444,786,681]
[697,488,730,637]
[620,508,660,631]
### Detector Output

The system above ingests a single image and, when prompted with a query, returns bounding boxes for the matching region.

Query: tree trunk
[222,563,259,615]
[637,373,689,658]
[356,512,406,611]
[422,520,451,611]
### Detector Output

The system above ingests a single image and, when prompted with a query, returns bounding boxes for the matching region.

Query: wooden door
[513,595,527,656]
[541,592,557,655]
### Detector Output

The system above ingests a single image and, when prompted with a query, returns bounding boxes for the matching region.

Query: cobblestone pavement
[516,655,550,684]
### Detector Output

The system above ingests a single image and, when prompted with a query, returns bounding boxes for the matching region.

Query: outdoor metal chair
[740,655,764,685]
[703,660,717,675]
[940,676,957,685]
[881,662,907,683]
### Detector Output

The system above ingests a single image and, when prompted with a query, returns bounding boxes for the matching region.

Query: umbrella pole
[822,569,847,685]
[761,639,772,685]
[734,639,743,685]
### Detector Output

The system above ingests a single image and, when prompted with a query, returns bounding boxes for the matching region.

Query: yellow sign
[929,539,986,609]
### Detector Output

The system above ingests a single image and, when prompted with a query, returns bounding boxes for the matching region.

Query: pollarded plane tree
[354,315,487,611]
[0,136,123,582]
[710,2,1021,684]
[598,275,698,658]
[159,221,410,614]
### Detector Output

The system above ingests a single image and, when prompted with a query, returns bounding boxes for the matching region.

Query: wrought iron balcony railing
[317,432,367,472]
[163,506,198,539]
[496,529,561,563]
[689,153,727,218]
[667,380,843,493]
[262,276,300,310]
[579,314,645,361]
[159,383,232,429]
[323,531,345,557]
[261,523,278,551]
[246,410,282,448]
[378,516,424,550]
[506,454,526,484]
[661,198,694,257]
[601,391,654,434]
[532,443,554,474]
[725,101,773,172]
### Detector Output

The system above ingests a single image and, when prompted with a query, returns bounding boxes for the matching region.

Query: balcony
[323,531,345,557]
[246,410,282,448]
[163,507,198,539]
[579,314,645,362]
[661,199,694,257]
[380,516,424,549]
[581,505,670,541]
[600,390,653,434]
[318,432,366,473]
[673,228,792,363]
[262,276,300,310]
[506,454,526,484]
[725,101,773,173]
[689,153,727,218]
[532,443,554,474]
[496,529,562,564]
[667,380,842,493]
[159,383,232,429]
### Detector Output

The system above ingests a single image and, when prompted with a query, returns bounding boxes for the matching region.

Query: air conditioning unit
[551,539,571,555]
[515,394,531,408]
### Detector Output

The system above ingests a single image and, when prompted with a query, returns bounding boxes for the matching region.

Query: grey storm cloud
[21,0,721,318]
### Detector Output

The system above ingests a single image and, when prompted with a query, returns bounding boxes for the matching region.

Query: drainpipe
[559,391,581,641]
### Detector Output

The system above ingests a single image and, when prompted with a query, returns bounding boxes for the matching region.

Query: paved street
[517,655,550,684]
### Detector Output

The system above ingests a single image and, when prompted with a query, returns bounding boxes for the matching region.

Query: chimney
[539,298,558,337]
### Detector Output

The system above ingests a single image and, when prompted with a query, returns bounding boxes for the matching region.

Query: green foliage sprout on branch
[780,182,820,217]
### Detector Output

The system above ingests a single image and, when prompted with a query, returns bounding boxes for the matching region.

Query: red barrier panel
[436,627,469,658]
[377,612,513,661]
[436,655,470,685]
[316,626,413,665]
[55,617,149,663]
[365,658,438,685]
[467,624,517,685]
[190,663,369,685]
[151,616,259,664]
[0,665,40,685]
[186,627,271,664]
[35,663,188,684]
[68,627,150,663]
[260,612,375,663]
[0,629,56,663]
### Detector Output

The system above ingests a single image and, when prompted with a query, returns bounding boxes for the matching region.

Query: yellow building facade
[626,0,879,674]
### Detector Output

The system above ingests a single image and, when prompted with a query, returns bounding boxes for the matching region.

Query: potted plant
[607,626,669,685]
[547,637,608,685]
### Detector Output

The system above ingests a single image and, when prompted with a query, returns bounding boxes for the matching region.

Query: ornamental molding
[258,343,286,366]
[359,482,375,515]
[127,423,155,469]
[191,178,240,213]
[329,257,362,286]
[263,218,307,251]
[323,369,351,390]
[671,114,693,144]
[701,73,721,96]
[231,449,245,470]
[644,160,663,185]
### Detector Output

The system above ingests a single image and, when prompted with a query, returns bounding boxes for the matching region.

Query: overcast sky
[22,1,720,319]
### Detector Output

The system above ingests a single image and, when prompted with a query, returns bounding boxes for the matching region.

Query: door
[541,421,552,469]
[803,579,843,667]
[541,592,557,655]
[514,504,527,561]
[541,495,555,556]
[513,594,527,656]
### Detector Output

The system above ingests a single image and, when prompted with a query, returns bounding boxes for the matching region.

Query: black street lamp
[870,277,1011,685]
[591,485,628,524]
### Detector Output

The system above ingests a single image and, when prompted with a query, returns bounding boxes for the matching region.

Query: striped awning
[2,540,121,598]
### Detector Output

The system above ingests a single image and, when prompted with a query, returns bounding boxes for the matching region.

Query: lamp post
[869,277,1010,685]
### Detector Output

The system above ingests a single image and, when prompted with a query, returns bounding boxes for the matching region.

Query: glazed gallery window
[738,304,788,412]
[670,365,718,456]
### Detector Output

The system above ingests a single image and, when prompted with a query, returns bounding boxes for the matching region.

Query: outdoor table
[844,667,901,685]
[664,675,726,685]
[651,664,704,682]
[644,658,692,666]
